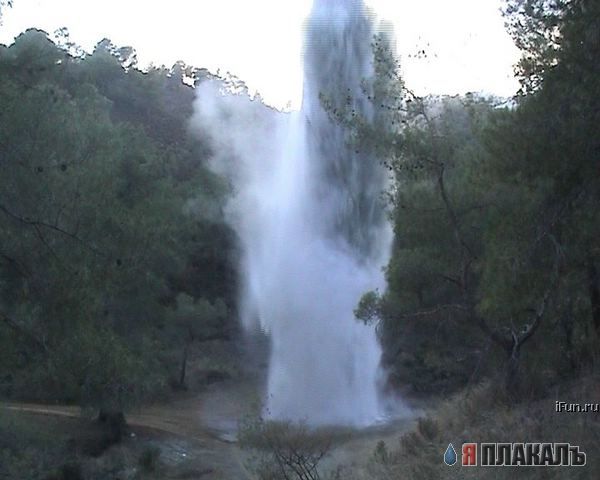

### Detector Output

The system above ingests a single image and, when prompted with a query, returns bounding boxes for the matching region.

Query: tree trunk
[97,409,126,443]
[503,330,524,399]
[504,345,521,397]
[179,342,189,388]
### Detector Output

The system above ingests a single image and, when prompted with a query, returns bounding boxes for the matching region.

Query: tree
[0,53,167,407]
[0,30,237,416]
[330,26,593,395]
[168,294,229,388]
[502,0,567,93]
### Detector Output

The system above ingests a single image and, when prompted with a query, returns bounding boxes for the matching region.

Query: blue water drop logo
[444,443,457,466]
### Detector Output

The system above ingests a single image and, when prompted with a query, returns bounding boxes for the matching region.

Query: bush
[239,416,336,480]
[0,411,71,479]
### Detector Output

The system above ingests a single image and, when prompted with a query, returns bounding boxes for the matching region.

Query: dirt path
[1,380,258,479]
[1,401,211,441]
[1,381,417,479]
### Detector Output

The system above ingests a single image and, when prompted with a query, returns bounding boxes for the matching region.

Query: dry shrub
[365,375,600,480]
[239,416,337,480]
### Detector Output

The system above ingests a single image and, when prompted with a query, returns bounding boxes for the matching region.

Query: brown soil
[1,379,258,479]
[1,379,416,479]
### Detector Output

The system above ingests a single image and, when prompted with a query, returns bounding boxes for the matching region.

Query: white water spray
[191,0,391,426]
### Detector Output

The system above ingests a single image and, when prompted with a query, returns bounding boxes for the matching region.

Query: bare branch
[400,304,468,319]
[0,203,106,257]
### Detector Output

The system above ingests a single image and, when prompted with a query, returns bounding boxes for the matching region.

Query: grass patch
[358,375,600,479]
[0,410,81,479]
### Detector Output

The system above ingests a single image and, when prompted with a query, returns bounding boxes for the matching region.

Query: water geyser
[193,0,391,426]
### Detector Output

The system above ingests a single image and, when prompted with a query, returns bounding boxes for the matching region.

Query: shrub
[239,416,335,480]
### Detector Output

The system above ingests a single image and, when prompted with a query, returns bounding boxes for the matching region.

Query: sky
[0,0,521,109]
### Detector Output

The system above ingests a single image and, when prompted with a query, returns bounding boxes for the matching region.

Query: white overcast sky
[0,0,520,109]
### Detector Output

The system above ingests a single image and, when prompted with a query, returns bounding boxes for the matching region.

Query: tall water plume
[191,0,391,426]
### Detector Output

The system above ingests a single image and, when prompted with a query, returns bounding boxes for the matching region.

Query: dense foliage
[332,0,599,397]
[0,29,238,411]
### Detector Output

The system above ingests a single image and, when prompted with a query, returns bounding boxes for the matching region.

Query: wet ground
[2,378,418,479]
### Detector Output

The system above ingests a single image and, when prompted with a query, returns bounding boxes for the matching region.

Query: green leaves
[329,16,598,393]
[0,31,234,409]
[354,290,382,325]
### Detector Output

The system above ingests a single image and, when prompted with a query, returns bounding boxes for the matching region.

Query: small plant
[372,440,389,464]
[239,416,334,480]
[416,416,438,441]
